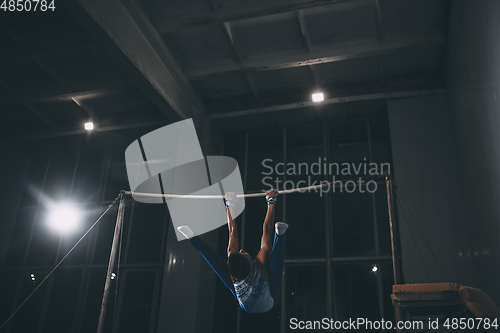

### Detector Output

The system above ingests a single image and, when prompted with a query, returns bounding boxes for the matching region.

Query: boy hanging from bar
[177,189,288,313]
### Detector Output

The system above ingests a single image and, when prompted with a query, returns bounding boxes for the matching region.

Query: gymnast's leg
[178,227,237,298]
[269,222,287,309]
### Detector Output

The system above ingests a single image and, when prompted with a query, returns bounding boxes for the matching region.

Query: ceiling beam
[0,19,23,44]
[297,10,312,53]
[0,77,55,128]
[379,56,385,87]
[0,79,134,106]
[90,45,127,80]
[223,22,244,62]
[30,54,68,87]
[374,0,385,86]
[309,65,320,88]
[296,10,320,89]
[155,0,355,33]
[0,20,72,129]
[24,103,56,128]
[92,99,151,115]
[63,0,206,124]
[243,72,260,102]
[3,120,169,142]
[0,34,94,59]
[210,89,446,119]
[185,33,446,80]
[221,22,260,101]
[71,97,94,119]
[374,0,384,42]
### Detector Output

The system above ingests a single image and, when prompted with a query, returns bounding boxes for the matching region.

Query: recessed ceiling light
[312,92,324,102]
[85,122,94,130]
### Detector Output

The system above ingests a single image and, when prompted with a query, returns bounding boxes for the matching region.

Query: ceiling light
[47,203,81,234]
[312,92,324,102]
[85,122,94,130]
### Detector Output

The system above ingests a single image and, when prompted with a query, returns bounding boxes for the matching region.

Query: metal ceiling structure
[0,0,450,140]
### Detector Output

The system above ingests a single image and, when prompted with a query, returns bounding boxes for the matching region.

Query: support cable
[393,182,477,331]
[0,195,121,331]
[395,197,432,282]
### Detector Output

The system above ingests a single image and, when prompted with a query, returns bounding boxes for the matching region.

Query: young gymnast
[177,189,288,313]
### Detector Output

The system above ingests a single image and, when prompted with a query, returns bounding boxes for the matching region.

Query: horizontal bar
[124,174,387,199]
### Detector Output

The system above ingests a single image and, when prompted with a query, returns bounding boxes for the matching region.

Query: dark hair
[228,252,251,280]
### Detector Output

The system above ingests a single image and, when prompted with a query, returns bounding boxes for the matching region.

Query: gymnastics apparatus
[3,173,498,333]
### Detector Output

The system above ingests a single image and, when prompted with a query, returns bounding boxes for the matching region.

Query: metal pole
[236,132,249,333]
[281,128,286,333]
[323,122,333,329]
[386,176,401,283]
[386,176,403,332]
[96,192,126,333]
[367,120,385,332]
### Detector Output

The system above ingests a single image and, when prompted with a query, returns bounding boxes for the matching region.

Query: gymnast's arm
[226,192,239,257]
[256,189,277,282]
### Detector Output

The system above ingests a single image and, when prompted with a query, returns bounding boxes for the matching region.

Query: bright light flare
[47,203,81,233]
[312,92,324,102]
[372,265,378,273]
[85,122,94,130]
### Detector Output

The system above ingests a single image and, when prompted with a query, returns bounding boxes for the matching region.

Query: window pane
[244,130,283,257]
[375,185,392,256]
[224,132,246,178]
[25,207,60,266]
[104,146,128,201]
[211,273,237,333]
[329,120,368,183]
[43,151,78,201]
[370,118,393,256]
[126,202,166,263]
[10,271,48,332]
[241,302,280,333]
[5,208,36,267]
[72,148,105,203]
[332,263,380,323]
[213,226,238,333]
[286,265,327,333]
[42,270,82,333]
[80,269,109,333]
[247,130,283,193]
[330,120,367,147]
[58,203,99,266]
[117,271,156,333]
[20,154,49,207]
[370,118,392,180]
[0,272,20,325]
[286,125,325,258]
[331,190,375,257]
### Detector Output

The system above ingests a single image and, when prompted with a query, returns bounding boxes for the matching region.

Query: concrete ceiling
[0,0,450,140]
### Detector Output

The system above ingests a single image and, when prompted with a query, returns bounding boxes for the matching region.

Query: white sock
[177,226,194,239]
[275,222,288,235]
